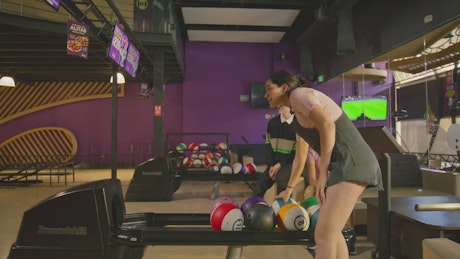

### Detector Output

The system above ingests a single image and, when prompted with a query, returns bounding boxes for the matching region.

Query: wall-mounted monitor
[341,95,388,121]
[251,83,270,109]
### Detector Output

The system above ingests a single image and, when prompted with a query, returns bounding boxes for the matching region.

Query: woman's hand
[275,188,292,202]
[268,163,281,180]
[315,172,328,206]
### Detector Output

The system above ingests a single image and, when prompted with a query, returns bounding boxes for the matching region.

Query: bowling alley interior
[1,1,460,258]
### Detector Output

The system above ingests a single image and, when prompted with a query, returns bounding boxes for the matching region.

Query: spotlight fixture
[0,75,15,87]
[314,6,328,22]
[109,73,126,84]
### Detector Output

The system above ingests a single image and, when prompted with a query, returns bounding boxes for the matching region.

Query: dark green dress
[290,113,383,189]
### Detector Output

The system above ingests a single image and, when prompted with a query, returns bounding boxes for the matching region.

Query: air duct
[336,7,356,55]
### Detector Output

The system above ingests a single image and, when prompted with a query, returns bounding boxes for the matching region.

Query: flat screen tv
[341,95,388,121]
[251,83,270,108]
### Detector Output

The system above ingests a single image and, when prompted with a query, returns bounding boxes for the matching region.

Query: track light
[0,75,15,87]
[314,6,328,22]
[109,73,126,84]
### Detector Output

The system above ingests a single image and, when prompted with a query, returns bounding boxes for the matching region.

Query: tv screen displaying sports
[341,95,388,121]
[251,83,270,109]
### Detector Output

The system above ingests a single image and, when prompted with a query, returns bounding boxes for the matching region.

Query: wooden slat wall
[0,127,77,167]
[0,81,124,124]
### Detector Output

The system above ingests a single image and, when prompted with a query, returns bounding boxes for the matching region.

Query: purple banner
[445,83,457,109]
[67,20,89,59]
[124,42,140,77]
[445,70,457,109]
[46,0,60,11]
[108,23,129,68]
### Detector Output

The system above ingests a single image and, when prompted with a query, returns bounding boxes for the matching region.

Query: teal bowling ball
[307,209,320,239]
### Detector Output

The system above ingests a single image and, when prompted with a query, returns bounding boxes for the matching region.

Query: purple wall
[1,83,156,164]
[0,42,392,163]
[181,42,301,145]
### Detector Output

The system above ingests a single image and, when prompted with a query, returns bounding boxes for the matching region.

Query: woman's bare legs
[314,181,366,259]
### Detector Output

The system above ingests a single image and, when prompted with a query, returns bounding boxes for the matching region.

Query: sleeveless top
[288,87,383,189]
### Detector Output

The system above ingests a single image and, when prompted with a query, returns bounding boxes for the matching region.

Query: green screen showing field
[341,96,387,120]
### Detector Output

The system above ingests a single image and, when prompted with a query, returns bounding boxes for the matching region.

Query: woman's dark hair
[269,70,310,95]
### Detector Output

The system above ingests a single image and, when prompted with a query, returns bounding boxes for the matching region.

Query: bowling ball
[217,142,227,151]
[271,197,296,215]
[219,163,233,174]
[176,143,187,153]
[300,196,320,217]
[210,196,238,213]
[218,156,228,164]
[188,143,199,151]
[202,157,212,167]
[210,203,244,231]
[208,164,220,173]
[199,143,208,151]
[205,152,214,159]
[245,163,257,174]
[192,158,203,167]
[232,162,247,174]
[244,203,276,231]
[277,203,310,231]
[307,208,320,239]
[182,157,192,167]
[241,196,266,215]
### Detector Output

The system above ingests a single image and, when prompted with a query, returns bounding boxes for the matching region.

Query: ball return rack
[9,179,311,259]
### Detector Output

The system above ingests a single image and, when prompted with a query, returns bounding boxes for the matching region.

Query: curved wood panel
[0,127,78,167]
[0,81,124,124]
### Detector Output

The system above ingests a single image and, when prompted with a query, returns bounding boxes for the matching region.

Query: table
[363,196,460,259]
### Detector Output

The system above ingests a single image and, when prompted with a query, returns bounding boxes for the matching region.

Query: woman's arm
[308,105,335,205]
[307,161,317,187]
[275,136,309,201]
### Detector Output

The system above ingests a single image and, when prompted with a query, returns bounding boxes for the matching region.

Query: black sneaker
[305,243,316,257]
[342,225,357,255]
[306,244,317,250]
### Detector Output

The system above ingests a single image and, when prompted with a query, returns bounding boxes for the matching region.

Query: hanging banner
[66,20,89,59]
[108,22,129,68]
[445,70,457,109]
[46,0,61,11]
[124,42,140,77]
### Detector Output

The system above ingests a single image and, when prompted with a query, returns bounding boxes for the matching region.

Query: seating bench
[0,127,77,185]
[352,154,459,227]
[423,238,460,259]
